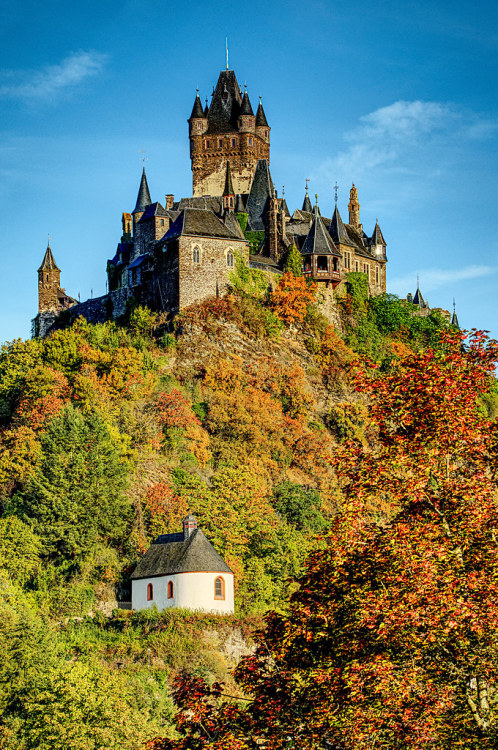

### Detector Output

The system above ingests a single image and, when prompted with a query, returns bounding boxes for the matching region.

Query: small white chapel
[131,515,234,614]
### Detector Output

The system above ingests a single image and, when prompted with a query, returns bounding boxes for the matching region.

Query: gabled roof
[206,69,243,134]
[189,92,205,119]
[137,202,168,222]
[131,528,233,579]
[133,168,152,214]
[162,208,246,242]
[240,89,254,116]
[370,220,386,246]
[245,159,274,231]
[255,100,268,127]
[301,215,341,257]
[38,245,60,272]
[329,205,355,247]
[176,196,222,213]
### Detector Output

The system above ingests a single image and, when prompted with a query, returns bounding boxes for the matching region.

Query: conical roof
[206,69,242,133]
[240,89,254,115]
[301,215,341,257]
[223,160,234,196]
[451,307,460,328]
[255,100,268,127]
[245,159,274,231]
[413,287,427,308]
[38,244,60,272]
[133,168,152,214]
[189,92,205,119]
[371,220,386,246]
[302,189,312,213]
[329,205,355,247]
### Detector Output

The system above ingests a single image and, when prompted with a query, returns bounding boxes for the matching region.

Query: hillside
[0,267,466,748]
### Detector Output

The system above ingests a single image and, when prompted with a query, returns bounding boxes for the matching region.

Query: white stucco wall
[132,571,234,614]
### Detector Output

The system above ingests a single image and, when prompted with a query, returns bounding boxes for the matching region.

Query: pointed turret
[413,286,428,309]
[133,168,152,217]
[370,219,387,259]
[255,99,268,127]
[451,302,460,329]
[329,205,355,247]
[348,184,361,229]
[223,161,235,211]
[302,186,312,213]
[190,91,205,119]
[313,194,321,217]
[240,88,254,116]
[38,244,60,272]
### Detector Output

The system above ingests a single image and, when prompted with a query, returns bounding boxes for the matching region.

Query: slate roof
[245,159,274,231]
[176,196,223,213]
[370,220,386,246]
[255,100,269,127]
[413,287,428,308]
[131,528,233,579]
[128,254,148,269]
[223,210,245,239]
[329,205,355,247]
[302,191,312,213]
[38,245,60,272]
[206,70,243,134]
[133,168,152,214]
[189,92,205,119]
[301,215,341,257]
[240,89,254,116]
[138,202,168,222]
[223,161,234,196]
[162,208,246,242]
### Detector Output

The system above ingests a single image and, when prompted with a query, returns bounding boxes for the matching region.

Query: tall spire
[255,98,269,127]
[451,299,460,329]
[133,167,151,214]
[38,243,60,272]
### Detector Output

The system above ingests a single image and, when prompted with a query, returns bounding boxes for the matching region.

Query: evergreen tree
[283,242,303,277]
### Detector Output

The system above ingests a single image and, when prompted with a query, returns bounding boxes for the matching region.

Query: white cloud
[389,265,497,297]
[0,51,107,103]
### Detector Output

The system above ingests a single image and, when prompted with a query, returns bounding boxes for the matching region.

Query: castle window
[265,130,268,138]
[214,576,225,600]
[193,247,200,264]
[333,257,339,272]
[167,581,174,599]
[249,137,253,145]
[317,256,328,272]
[197,123,201,130]
[147,583,153,601]
[376,267,379,284]
[160,219,164,226]
[46,274,49,281]
[205,140,210,149]
[231,138,236,147]
[355,261,359,272]
[227,251,234,267]
[229,197,234,208]
[303,256,311,272]
[344,251,350,269]
[218,138,223,148]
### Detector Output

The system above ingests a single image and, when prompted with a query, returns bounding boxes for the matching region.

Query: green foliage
[229,252,268,298]
[236,212,248,233]
[243,230,265,253]
[13,405,130,561]
[0,517,42,586]
[283,243,303,276]
[345,271,369,307]
[0,339,42,419]
[272,481,327,532]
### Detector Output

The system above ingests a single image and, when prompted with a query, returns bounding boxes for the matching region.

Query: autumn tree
[149,330,498,750]
[270,271,317,325]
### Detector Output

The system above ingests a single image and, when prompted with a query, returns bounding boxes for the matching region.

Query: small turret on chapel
[189,68,270,197]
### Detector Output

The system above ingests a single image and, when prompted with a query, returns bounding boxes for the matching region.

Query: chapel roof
[38,245,60,272]
[131,528,233,579]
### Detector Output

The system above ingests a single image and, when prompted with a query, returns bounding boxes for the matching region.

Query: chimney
[165,194,174,210]
[183,514,197,539]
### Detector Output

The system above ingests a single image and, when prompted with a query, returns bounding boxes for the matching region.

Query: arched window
[147,583,153,601]
[167,581,174,599]
[193,247,200,264]
[214,576,225,600]
[227,251,234,267]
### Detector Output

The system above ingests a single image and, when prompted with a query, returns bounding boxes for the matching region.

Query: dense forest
[0,260,496,748]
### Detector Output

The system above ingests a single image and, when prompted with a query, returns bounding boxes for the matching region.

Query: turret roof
[413,287,428,309]
[133,168,152,214]
[329,205,355,247]
[38,245,60,272]
[137,202,168,222]
[302,190,312,213]
[370,220,386,246]
[255,100,269,127]
[189,92,205,119]
[240,89,254,116]
[245,159,274,231]
[223,160,234,196]
[131,528,233,579]
[206,69,243,134]
[300,215,341,257]
[451,308,460,328]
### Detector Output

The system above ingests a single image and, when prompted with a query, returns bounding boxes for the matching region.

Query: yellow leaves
[270,271,317,325]
[0,425,41,487]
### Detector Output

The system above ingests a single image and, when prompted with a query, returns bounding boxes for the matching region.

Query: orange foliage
[14,366,70,432]
[156,388,212,466]
[142,481,189,539]
[270,271,317,325]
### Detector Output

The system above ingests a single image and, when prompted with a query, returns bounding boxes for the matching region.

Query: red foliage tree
[270,271,317,325]
[146,331,498,749]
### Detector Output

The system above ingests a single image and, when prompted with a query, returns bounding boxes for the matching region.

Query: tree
[283,243,303,277]
[270,272,317,325]
[13,405,130,562]
[148,330,498,749]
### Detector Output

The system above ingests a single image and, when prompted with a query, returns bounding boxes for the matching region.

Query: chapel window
[227,251,234,267]
[167,581,174,599]
[214,576,225,600]
[193,247,200,264]
[147,583,153,601]
[376,267,379,284]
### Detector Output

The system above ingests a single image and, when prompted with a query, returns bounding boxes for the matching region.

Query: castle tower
[189,69,270,197]
[132,168,152,228]
[38,244,61,313]
[348,184,361,230]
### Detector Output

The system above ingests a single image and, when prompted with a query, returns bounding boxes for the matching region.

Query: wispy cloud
[389,265,497,296]
[0,51,107,103]
[319,100,496,183]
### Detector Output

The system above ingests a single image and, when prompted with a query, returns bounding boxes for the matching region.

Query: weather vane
[47,233,52,246]
[305,178,310,193]
[334,181,339,205]
[226,37,229,70]
[139,149,148,165]
[282,185,285,198]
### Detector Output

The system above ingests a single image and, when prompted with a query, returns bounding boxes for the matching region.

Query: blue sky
[1,0,497,343]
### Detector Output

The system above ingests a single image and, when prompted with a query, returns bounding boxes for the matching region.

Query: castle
[33,66,388,337]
